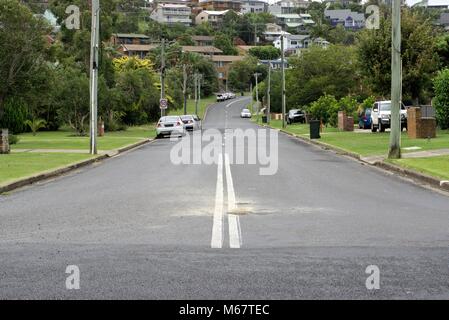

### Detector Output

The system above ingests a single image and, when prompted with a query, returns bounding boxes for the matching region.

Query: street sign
[160,98,168,110]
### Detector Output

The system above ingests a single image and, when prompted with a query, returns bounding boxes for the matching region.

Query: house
[212,55,245,86]
[263,30,291,42]
[259,58,289,70]
[198,0,243,12]
[192,35,215,46]
[241,0,268,14]
[268,0,310,15]
[265,23,283,33]
[324,9,365,29]
[413,0,449,9]
[273,34,311,54]
[111,33,150,46]
[236,45,257,55]
[273,13,315,31]
[118,44,157,59]
[437,12,449,30]
[149,3,192,26]
[195,10,230,25]
[181,45,223,56]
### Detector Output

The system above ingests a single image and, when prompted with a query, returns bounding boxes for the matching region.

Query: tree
[432,68,449,129]
[213,33,238,55]
[248,46,281,60]
[308,95,338,126]
[24,119,47,136]
[53,67,90,135]
[357,9,440,104]
[0,0,50,119]
[228,56,258,94]
[287,45,358,108]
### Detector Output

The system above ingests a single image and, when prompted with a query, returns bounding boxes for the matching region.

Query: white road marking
[211,153,224,248]
[224,153,242,248]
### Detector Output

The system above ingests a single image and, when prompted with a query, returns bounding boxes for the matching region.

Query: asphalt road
[1,96,449,299]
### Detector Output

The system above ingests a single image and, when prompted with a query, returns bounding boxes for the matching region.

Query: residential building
[198,0,243,11]
[118,44,157,59]
[273,13,315,31]
[273,34,311,54]
[263,30,290,42]
[437,12,449,30]
[259,58,289,70]
[268,0,310,15]
[265,23,283,33]
[236,45,257,55]
[413,0,449,9]
[149,3,192,26]
[111,33,150,46]
[181,45,223,56]
[324,9,365,29]
[241,0,268,14]
[195,10,230,25]
[192,35,215,46]
[212,55,245,85]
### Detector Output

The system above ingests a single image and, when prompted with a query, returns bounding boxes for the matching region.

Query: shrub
[8,134,19,145]
[0,98,29,134]
[432,68,449,129]
[24,118,47,136]
[308,94,338,126]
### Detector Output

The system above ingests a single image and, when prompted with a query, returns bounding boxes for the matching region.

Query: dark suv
[286,109,306,124]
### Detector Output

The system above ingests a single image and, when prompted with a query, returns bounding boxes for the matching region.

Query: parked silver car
[240,108,252,118]
[156,116,186,138]
[181,115,202,131]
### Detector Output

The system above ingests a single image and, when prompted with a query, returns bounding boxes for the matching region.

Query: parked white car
[240,108,252,118]
[180,115,202,131]
[371,100,408,132]
[156,116,186,138]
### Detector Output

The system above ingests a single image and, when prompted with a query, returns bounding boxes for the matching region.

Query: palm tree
[24,118,47,136]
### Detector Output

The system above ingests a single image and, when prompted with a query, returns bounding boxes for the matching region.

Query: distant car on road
[216,93,225,102]
[358,108,372,129]
[216,92,236,102]
[240,108,252,118]
[156,116,186,138]
[180,115,202,131]
[286,109,306,124]
[370,100,407,132]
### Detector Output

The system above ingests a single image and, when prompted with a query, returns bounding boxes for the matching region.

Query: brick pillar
[346,117,354,131]
[421,118,437,138]
[338,111,346,130]
[0,129,10,154]
[407,107,421,139]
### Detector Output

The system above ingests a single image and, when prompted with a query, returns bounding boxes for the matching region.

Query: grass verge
[12,124,156,151]
[388,156,449,181]
[0,153,94,186]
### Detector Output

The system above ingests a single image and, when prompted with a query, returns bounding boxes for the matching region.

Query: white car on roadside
[156,116,186,138]
[371,100,408,132]
[240,108,252,118]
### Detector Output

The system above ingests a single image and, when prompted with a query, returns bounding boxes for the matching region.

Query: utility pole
[281,34,286,129]
[254,23,257,46]
[183,64,187,115]
[388,0,401,159]
[89,0,100,155]
[198,74,202,116]
[267,62,271,124]
[160,38,166,117]
[254,72,261,123]
[194,73,198,116]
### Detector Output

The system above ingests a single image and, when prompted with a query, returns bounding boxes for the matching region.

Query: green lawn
[169,96,217,119]
[389,156,449,180]
[0,153,94,186]
[12,124,156,151]
[264,120,449,157]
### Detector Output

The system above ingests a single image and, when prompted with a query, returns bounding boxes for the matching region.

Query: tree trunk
[0,94,5,120]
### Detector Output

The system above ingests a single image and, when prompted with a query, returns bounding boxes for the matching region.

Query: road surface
[1,96,449,299]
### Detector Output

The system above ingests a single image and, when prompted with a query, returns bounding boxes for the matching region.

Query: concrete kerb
[0,138,155,194]
[258,122,449,194]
